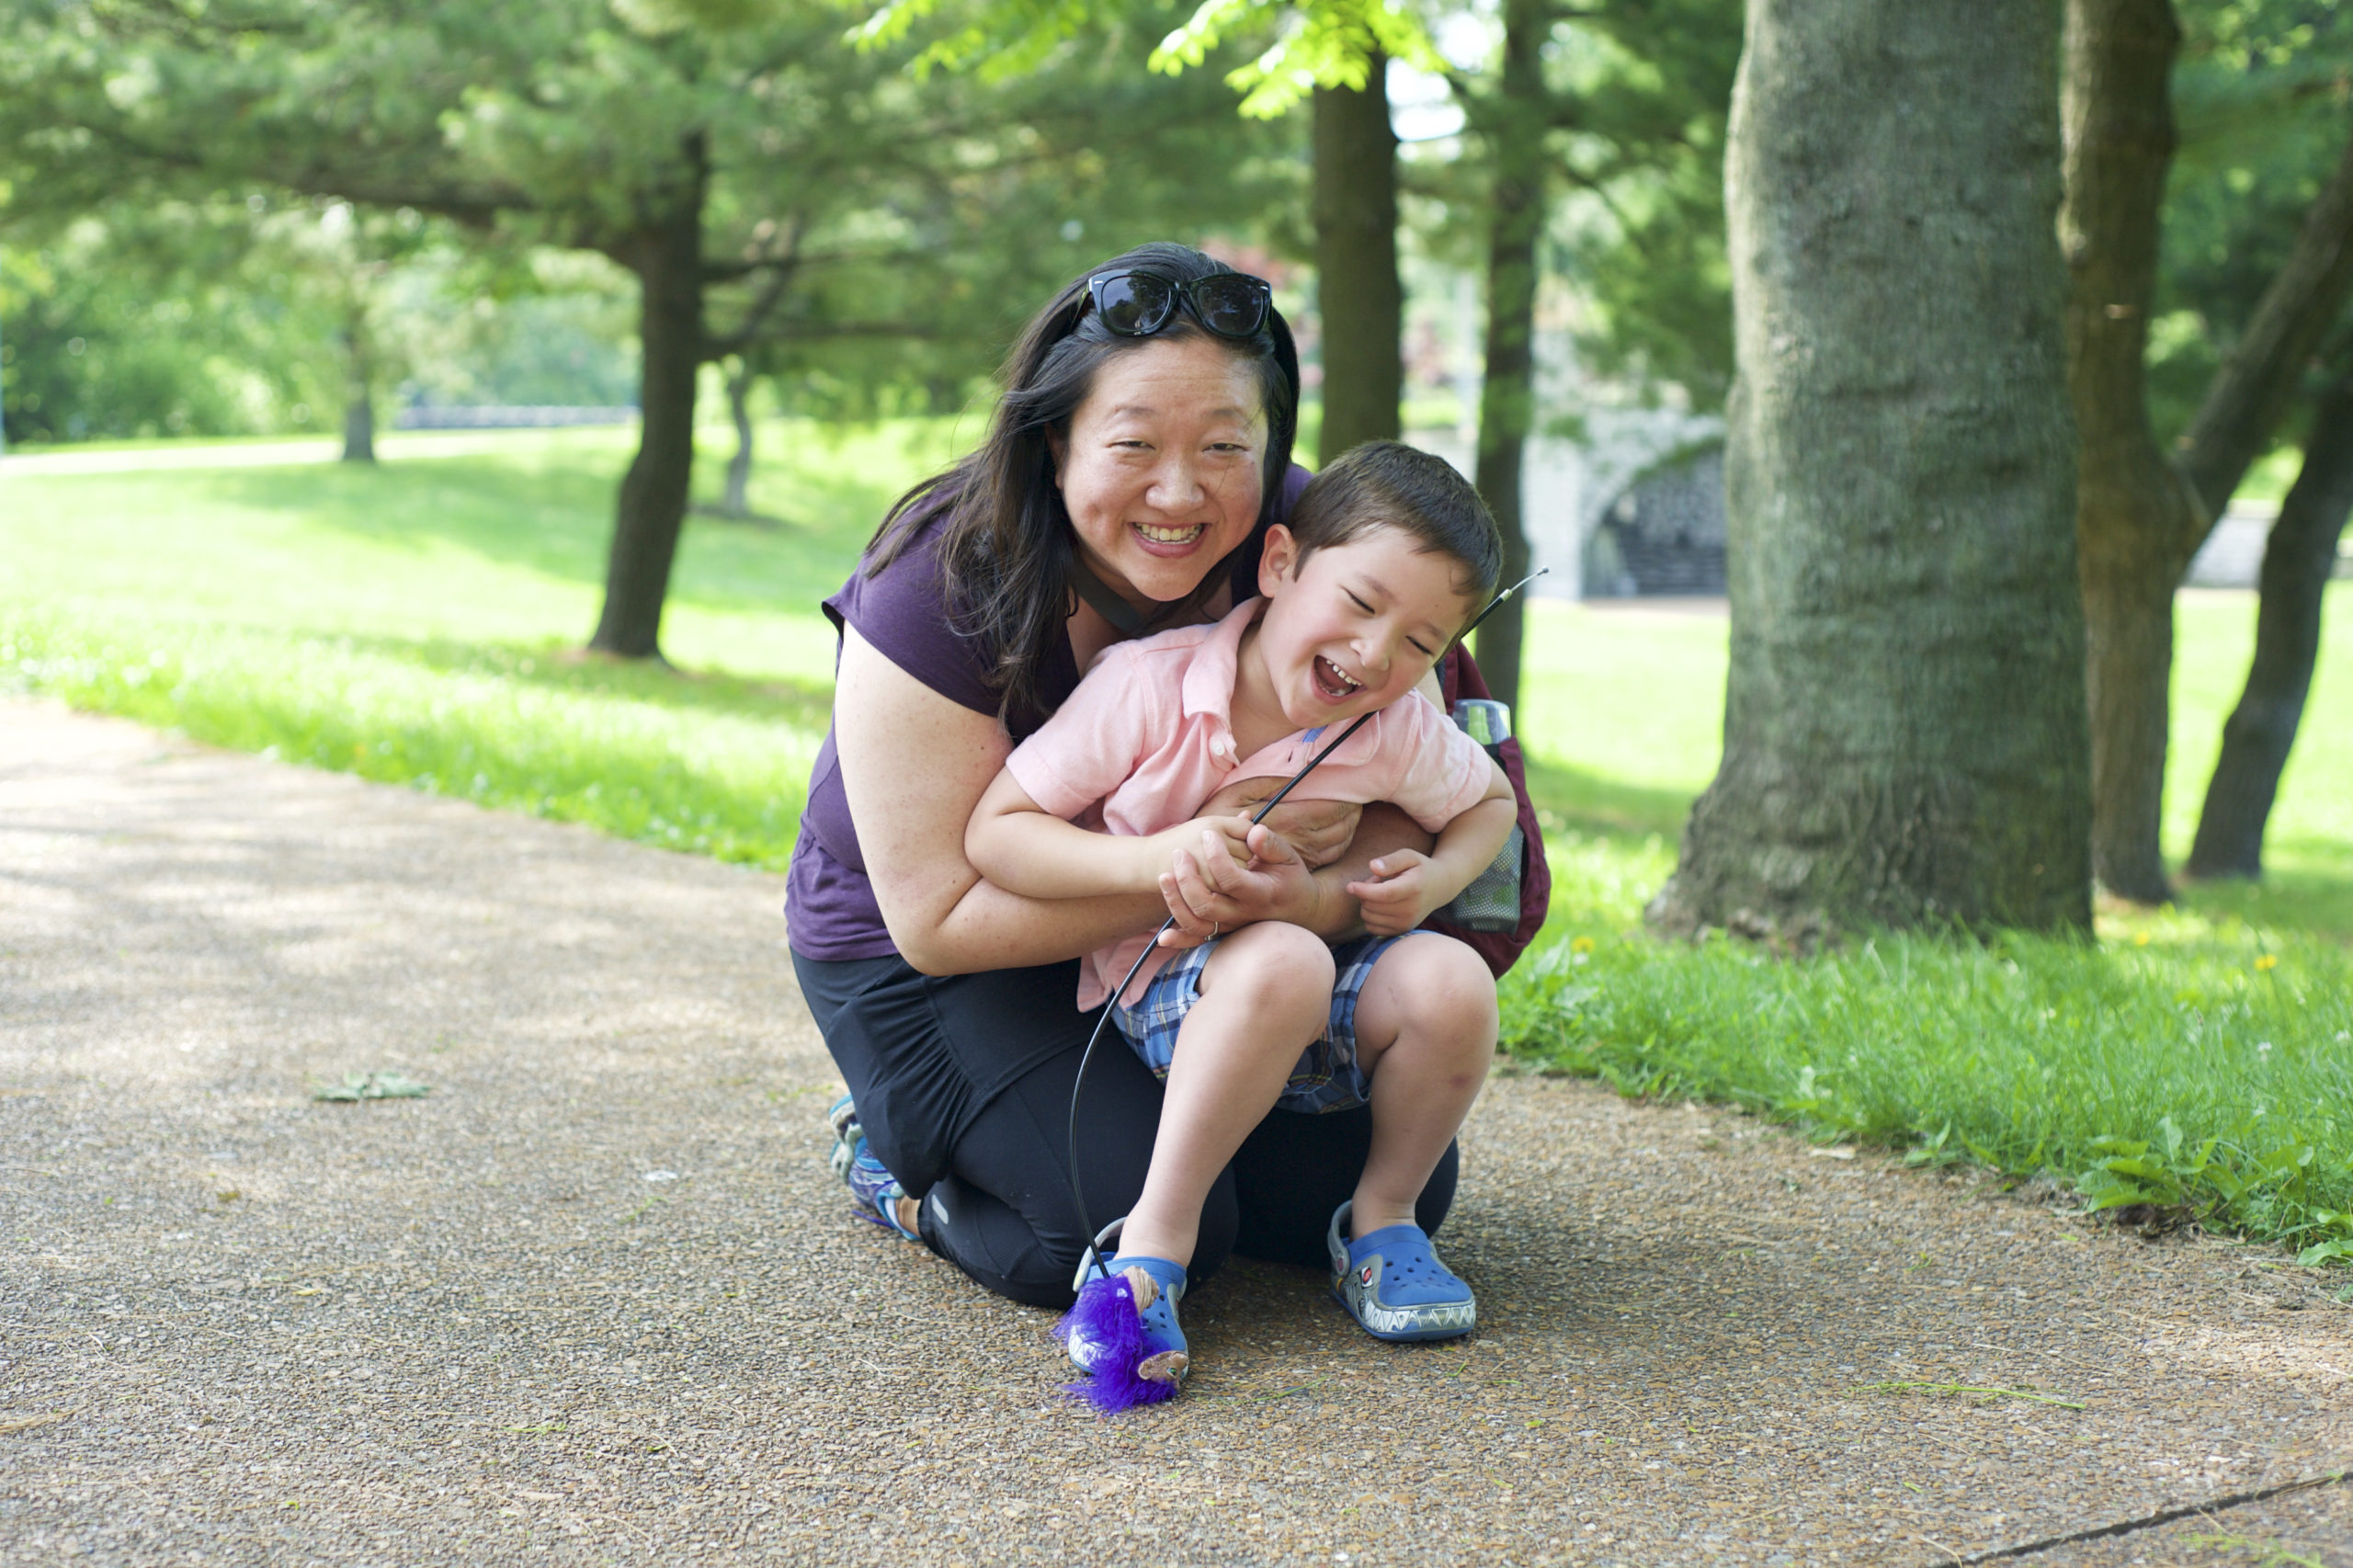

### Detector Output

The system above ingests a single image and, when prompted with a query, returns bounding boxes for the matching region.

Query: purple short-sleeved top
[785,466,1312,961]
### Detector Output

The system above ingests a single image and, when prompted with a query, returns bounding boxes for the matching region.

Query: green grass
[5,425,2350,1263]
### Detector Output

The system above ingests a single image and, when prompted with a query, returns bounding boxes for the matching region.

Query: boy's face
[1253,522,1481,730]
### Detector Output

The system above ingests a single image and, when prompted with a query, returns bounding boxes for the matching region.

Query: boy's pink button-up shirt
[1005,598,1493,1010]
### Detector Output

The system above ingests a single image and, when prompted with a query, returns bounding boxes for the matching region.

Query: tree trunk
[1469,0,1546,719]
[2186,374,2353,879]
[2060,0,2197,904]
[2063,13,2353,902]
[1647,0,2090,941]
[2177,132,2353,517]
[589,144,708,661]
[340,311,376,464]
[1313,55,1403,463]
[721,357,754,520]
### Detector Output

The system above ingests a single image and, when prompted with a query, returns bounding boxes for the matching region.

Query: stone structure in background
[1584,442,1727,597]
[1404,401,1721,603]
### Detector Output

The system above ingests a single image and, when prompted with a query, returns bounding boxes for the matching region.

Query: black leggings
[791,949,1457,1309]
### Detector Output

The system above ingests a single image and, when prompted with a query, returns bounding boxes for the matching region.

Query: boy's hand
[1345,849,1444,937]
[1155,821,1317,946]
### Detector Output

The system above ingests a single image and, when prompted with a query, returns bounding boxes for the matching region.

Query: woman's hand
[1196,777,1362,869]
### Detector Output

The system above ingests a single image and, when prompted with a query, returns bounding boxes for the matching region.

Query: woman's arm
[835,626,1188,974]
[965,767,1252,900]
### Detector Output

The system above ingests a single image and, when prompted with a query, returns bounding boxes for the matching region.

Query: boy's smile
[1233,522,1480,749]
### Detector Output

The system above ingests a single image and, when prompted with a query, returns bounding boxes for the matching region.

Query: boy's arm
[967,767,1253,901]
[1344,756,1516,937]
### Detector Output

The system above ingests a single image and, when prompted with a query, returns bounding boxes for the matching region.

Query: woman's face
[1052,335,1269,609]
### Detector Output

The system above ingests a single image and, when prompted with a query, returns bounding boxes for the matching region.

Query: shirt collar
[1180,597,1266,764]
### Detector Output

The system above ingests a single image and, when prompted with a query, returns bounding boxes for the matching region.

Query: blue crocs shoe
[1056,1221,1188,1410]
[1327,1200,1476,1342]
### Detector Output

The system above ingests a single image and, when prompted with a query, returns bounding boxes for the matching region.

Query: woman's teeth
[1133,522,1206,544]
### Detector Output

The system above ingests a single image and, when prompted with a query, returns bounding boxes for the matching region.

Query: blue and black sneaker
[825,1094,920,1243]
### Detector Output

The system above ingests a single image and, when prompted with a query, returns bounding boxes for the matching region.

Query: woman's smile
[1053,335,1268,608]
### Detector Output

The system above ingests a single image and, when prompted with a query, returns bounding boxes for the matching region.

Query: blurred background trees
[3,0,2343,912]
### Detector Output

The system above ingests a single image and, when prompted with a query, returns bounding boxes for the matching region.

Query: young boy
[965,441,1517,1392]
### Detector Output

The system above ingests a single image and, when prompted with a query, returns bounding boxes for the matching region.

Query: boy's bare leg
[1118,922,1336,1267]
[1346,936,1498,1236]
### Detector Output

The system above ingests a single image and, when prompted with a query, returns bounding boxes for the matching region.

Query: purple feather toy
[1053,1271,1178,1413]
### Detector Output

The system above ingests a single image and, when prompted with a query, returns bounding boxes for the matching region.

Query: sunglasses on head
[1085,268,1273,341]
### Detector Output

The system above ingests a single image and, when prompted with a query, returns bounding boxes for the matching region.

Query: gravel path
[4,699,2347,1567]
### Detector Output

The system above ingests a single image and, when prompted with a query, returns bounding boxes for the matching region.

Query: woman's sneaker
[1327,1200,1476,1342]
[825,1094,862,1183]
[824,1095,919,1243]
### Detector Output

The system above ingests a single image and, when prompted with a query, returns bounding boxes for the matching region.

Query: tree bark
[340,311,376,464]
[1313,54,1404,462]
[721,356,754,520]
[2186,374,2353,879]
[1469,0,1546,718]
[2060,0,2196,903]
[589,143,709,661]
[1647,0,2090,941]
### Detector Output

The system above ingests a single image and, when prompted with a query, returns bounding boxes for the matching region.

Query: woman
[789,242,1540,1308]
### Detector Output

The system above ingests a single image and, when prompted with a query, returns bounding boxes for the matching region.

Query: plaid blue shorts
[1110,932,1421,1115]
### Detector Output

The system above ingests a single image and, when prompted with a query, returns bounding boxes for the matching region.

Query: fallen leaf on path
[311,1071,431,1102]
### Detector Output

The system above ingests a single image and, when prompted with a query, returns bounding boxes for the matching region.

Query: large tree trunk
[1313,55,1403,463]
[339,310,376,464]
[1469,0,1546,718]
[2186,374,2353,879]
[2060,0,2198,904]
[589,147,709,661]
[1647,0,2090,941]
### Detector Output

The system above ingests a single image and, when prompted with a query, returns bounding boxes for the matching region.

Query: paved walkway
[2,699,2347,1566]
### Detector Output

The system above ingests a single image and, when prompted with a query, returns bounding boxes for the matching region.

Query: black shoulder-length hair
[865,241,1300,724]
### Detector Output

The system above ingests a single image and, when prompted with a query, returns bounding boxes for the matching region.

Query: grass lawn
[4,425,2348,1267]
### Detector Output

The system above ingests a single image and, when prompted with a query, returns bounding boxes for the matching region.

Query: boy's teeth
[1319,656,1360,690]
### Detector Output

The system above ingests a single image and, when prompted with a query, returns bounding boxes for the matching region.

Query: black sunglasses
[1086,269,1273,341]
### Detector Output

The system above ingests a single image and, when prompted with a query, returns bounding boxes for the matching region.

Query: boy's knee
[1216,923,1336,1005]
[1392,938,1499,1034]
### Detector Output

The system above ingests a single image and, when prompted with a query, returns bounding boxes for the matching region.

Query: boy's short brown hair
[1284,441,1505,610]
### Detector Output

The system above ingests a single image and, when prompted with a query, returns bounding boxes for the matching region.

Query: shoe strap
[1347,1223,1430,1266]
[1105,1254,1187,1303]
